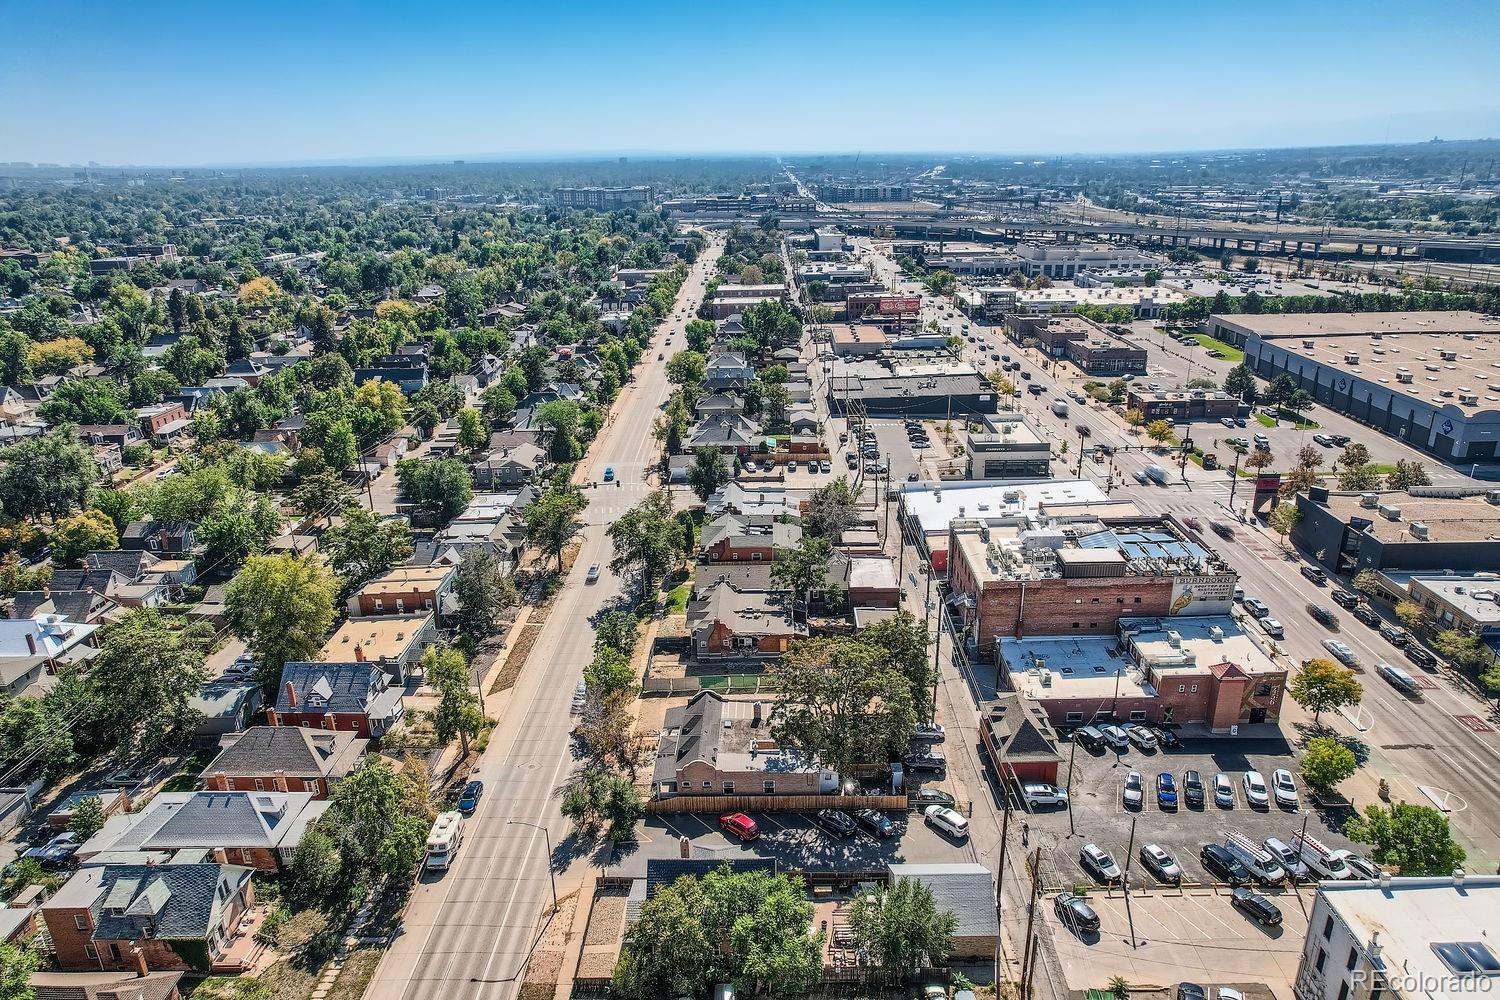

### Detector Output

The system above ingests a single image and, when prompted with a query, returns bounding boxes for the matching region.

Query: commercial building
[1405,573,1500,636]
[1014,243,1161,279]
[829,324,890,356]
[552,186,653,210]
[1008,314,1147,375]
[826,358,998,418]
[947,515,1237,652]
[965,413,1052,480]
[1126,387,1245,423]
[1293,876,1500,1000]
[1212,311,1500,462]
[818,183,911,203]
[1292,487,1500,575]
[1011,285,1185,320]
[999,614,1285,730]
[813,227,846,252]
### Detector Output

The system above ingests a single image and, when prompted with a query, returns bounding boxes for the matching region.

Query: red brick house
[271,662,404,739]
[699,514,800,564]
[979,694,1063,784]
[201,726,367,798]
[688,582,806,658]
[347,564,457,618]
[76,791,328,873]
[42,863,255,972]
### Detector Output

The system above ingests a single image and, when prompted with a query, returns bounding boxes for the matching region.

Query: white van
[425,811,464,871]
[1291,832,1352,879]
[1224,832,1286,886]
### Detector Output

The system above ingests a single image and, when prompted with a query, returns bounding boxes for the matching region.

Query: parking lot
[1028,736,1360,890]
[618,805,976,874]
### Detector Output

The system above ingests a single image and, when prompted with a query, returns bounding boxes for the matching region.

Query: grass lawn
[1255,411,1320,430]
[664,582,691,614]
[1189,333,1245,363]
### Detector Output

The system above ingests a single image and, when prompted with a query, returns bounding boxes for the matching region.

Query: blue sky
[3,0,1497,165]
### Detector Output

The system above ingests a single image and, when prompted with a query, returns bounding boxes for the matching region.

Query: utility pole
[1065,737,1077,837]
[1018,845,1043,997]
[1122,814,1139,949]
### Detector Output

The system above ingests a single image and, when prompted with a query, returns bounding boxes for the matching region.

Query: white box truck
[425,810,464,872]
[1051,399,1069,417]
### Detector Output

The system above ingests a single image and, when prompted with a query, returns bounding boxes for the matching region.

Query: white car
[1322,638,1358,666]
[1272,768,1300,809]
[585,564,601,583]
[1022,783,1069,808]
[1214,772,1235,808]
[923,805,969,839]
[1081,843,1122,883]
[1260,617,1285,639]
[1122,771,1144,809]
[1243,770,1270,808]
[1101,725,1130,751]
[1124,723,1158,751]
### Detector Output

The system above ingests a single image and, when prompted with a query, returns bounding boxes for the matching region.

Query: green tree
[0,942,40,1000]
[1393,600,1432,634]
[664,349,706,389]
[49,509,119,566]
[225,554,339,685]
[321,420,359,471]
[37,378,131,426]
[0,694,76,780]
[1145,419,1176,446]
[1340,442,1372,468]
[771,535,832,608]
[804,476,859,540]
[395,457,473,525]
[1124,408,1145,432]
[291,469,354,524]
[1431,628,1488,670]
[1345,802,1465,876]
[560,766,643,842]
[686,447,730,502]
[424,646,483,756]
[321,756,435,879]
[523,487,588,568]
[684,318,715,353]
[452,549,516,641]
[1337,462,1381,491]
[1301,736,1357,791]
[536,400,583,462]
[69,795,106,841]
[1386,460,1432,490]
[1247,446,1275,471]
[848,877,958,982]
[1268,502,1301,549]
[322,505,414,596]
[1353,569,1385,597]
[594,610,640,657]
[0,429,99,521]
[456,407,488,452]
[1289,658,1363,726]
[89,607,212,758]
[607,490,685,596]
[925,270,957,295]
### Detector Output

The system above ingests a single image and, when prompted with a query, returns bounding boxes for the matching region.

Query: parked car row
[1118,767,1299,811]
[1073,722,1181,754]
[1072,832,1379,898]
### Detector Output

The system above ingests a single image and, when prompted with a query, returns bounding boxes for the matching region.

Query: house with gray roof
[686,416,759,455]
[652,690,835,798]
[41,862,256,972]
[705,350,755,391]
[78,790,328,872]
[687,581,805,659]
[29,970,185,1000]
[201,726,366,799]
[272,661,404,739]
[699,513,799,563]
[887,863,999,961]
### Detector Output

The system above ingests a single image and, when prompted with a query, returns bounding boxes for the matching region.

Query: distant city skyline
[3,0,1497,167]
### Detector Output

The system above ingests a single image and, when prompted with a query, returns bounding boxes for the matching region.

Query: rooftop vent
[1410,522,1430,540]
[1378,504,1402,521]
[1440,350,1458,361]
[1396,371,1414,384]
[1360,493,1380,508]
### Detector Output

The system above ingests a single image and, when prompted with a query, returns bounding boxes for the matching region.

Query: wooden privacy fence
[645,793,908,815]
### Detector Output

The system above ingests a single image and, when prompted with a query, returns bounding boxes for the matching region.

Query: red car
[720,812,759,842]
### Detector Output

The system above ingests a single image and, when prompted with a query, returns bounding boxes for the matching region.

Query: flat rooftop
[1216,310,1500,338]
[1318,877,1500,1000]
[1404,573,1500,626]
[1121,615,1279,677]
[999,634,1153,701]
[319,613,430,661]
[952,517,1230,584]
[969,414,1047,447]
[830,324,889,347]
[1015,287,1186,306]
[899,479,1110,536]
[1315,491,1500,543]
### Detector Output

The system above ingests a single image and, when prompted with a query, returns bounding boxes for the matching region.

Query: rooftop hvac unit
[1004,489,1022,502]
[1302,339,1315,350]
[1487,490,1500,505]
[1396,371,1414,384]
[1440,350,1458,361]
[1039,669,1052,687]
[1360,493,1380,508]
[1166,630,1182,648]
[1460,393,1479,405]
[1410,522,1429,540]
[1344,352,1360,364]
[1208,625,1225,640]
[1378,504,1402,521]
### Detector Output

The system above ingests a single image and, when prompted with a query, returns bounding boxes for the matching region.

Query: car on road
[1231,887,1283,926]
[1124,723,1158,751]
[456,779,484,815]
[1211,520,1235,539]
[1243,770,1270,808]
[1054,892,1101,934]
[1243,597,1270,618]
[1271,768,1299,809]
[23,831,80,867]
[1183,770,1206,807]
[1259,617,1285,639]
[1322,638,1358,666]
[585,563,601,583]
[923,805,969,840]
[1081,844,1123,883]
[1330,434,1352,447]
[907,472,920,482]
[813,809,857,838]
[1179,984,1208,1000]
[1133,471,1150,485]
[912,722,946,743]
[1376,662,1420,694]
[909,788,956,809]
[1157,772,1179,810]
[1379,622,1410,647]
[1140,843,1183,882]
[1331,590,1362,610]
[1353,605,1382,627]
[1200,843,1251,884]
[903,751,946,774]
[602,466,615,482]
[1073,725,1106,751]
[1405,644,1438,670]
[1022,783,1069,809]
[1123,771,1144,809]
[1313,433,1335,447]
[1301,565,1328,585]
[1308,604,1340,630]
[855,808,897,837]
[819,460,831,473]
[720,812,759,842]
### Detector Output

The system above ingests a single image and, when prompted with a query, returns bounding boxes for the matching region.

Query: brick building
[687,582,806,658]
[77,791,327,872]
[699,514,800,563]
[979,693,1063,784]
[652,691,837,797]
[200,726,367,798]
[346,564,457,618]
[271,661,404,739]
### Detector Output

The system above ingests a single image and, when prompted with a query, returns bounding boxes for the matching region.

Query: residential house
[201,727,366,799]
[78,791,328,872]
[787,405,818,435]
[347,564,457,618]
[11,587,120,625]
[516,382,585,409]
[886,864,999,962]
[471,441,545,489]
[83,549,196,592]
[705,350,755,392]
[0,615,102,697]
[978,693,1063,785]
[686,415,759,455]
[272,661,405,739]
[688,581,806,658]
[700,514,800,563]
[41,863,256,972]
[352,355,428,394]
[317,613,437,682]
[74,425,142,450]
[189,680,264,747]
[43,568,170,610]
[706,483,802,520]
[121,519,198,556]
[28,970,185,1000]
[652,690,836,798]
[693,393,744,420]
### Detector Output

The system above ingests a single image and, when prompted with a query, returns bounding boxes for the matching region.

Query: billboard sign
[879,296,921,314]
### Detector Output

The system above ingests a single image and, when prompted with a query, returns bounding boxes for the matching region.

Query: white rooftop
[898,479,1109,536]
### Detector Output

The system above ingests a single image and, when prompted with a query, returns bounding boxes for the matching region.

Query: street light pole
[507,820,558,913]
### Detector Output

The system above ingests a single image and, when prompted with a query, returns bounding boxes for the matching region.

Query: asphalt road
[365,236,725,1000]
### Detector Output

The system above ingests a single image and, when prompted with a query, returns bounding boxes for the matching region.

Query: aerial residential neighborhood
[1,6,1500,1000]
